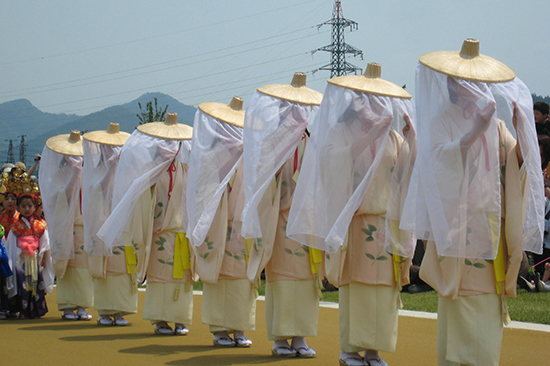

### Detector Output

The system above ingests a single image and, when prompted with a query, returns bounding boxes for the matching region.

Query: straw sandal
[365,357,388,366]
[114,316,128,326]
[61,311,78,321]
[271,346,296,357]
[293,346,316,358]
[235,336,252,347]
[213,335,235,346]
[154,323,173,335]
[97,315,114,326]
[339,355,367,366]
[174,324,188,335]
[77,312,92,321]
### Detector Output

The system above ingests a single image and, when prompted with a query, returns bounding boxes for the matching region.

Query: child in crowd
[6,194,53,319]
[0,192,20,318]
[0,224,12,319]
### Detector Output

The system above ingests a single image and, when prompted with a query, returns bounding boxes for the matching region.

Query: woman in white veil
[82,123,135,326]
[241,73,323,357]
[98,113,194,335]
[287,63,416,366]
[39,131,94,320]
[401,39,543,366]
[186,97,256,346]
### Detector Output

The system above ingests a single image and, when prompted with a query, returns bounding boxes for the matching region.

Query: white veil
[287,83,416,253]
[240,91,318,239]
[97,130,191,248]
[400,64,543,259]
[38,147,82,260]
[82,140,122,256]
[186,109,243,247]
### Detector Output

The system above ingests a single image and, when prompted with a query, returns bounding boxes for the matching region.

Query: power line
[31,51,315,113]
[0,2,333,117]
[0,28,329,100]
[0,0,323,66]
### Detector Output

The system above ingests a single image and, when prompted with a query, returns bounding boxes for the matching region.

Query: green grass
[507,289,550,324]
[398,289,550,325]
[400,290,439,313]
[192,281,550,325]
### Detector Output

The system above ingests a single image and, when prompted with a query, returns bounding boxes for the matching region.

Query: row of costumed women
[36,38,543,366]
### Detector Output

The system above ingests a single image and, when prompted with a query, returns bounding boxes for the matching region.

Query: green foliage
[532,93,550,105]
[137,97,169,125]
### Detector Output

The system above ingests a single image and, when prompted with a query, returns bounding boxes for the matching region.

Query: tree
[137,97,169,125]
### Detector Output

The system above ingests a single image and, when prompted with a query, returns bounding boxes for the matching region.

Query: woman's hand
[402,113,412,137]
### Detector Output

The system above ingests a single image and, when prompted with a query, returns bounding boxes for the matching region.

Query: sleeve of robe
[38,229,54,293]
[501,121,528,298]
[126,186,156,283]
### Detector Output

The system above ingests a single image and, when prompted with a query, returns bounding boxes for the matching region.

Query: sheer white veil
[186,109,243,247]
[240,91,318,239]
[97,130,190,248]
[82,140,122,256]
[287,82,416,253]
[400,64,543,258]
[39,147,82,260]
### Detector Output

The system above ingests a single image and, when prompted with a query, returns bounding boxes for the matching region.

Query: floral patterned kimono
[248,136,323,341]
[419,118,526,366]
[197,163,257,333]
[132,159,194,325]
[325,129,411,353]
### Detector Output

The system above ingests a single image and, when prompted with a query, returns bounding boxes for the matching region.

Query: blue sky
[1,0,548,115]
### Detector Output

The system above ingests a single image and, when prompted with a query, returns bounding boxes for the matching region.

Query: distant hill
[0,93,197,165]
[0,99,79,163]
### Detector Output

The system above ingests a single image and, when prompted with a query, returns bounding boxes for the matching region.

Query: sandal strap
[273,346,292,351]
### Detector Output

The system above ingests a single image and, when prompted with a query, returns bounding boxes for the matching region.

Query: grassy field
[193,281,550,325]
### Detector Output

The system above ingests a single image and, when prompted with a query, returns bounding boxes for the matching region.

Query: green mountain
[0,92,197,166]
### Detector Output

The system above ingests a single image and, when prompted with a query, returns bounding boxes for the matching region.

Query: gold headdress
[1,167,41,205]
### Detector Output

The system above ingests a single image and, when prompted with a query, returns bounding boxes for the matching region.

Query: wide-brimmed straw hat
[83,123,131,146]
[46,130,84,156]
[198,96,245,128]
[257,73,323,106]
[419,38,515,83]
[328,63,411,99]
[137,113,193,140]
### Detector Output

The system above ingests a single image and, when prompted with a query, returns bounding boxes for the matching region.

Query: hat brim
[198,102,245,128]
[419,51,515,83]
[257,84,323,106]
[83,130,131,146]
[45,134,84,156]
[137,122,193,140]
[328,75,411,99]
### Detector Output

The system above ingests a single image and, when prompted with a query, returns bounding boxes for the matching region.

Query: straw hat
[46,130,84,156]
[198,96,245,128]
[419,38,515,83]
[137,113,193,140]
[328,63,411,99]
[257,73,323,106]
[83,123,131,146]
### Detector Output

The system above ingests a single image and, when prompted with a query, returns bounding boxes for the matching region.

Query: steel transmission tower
[18,135,27,167]
[5,139,15,164]
[313,0,363,77]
